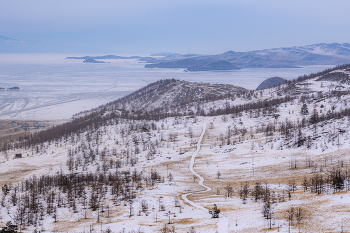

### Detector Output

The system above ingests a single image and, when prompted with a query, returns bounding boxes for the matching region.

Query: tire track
[0,93,106,117]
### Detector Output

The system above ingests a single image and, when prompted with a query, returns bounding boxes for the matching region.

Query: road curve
[181,118,229,232]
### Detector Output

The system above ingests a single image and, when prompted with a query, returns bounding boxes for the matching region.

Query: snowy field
[1,75,350,232]
[0,53,333,120]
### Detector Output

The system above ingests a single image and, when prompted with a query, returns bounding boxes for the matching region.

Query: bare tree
[295,207,304,224]
[173,197,179,207]
[216,171,221,179]
[128,200,134,217]
[262,201,274,229]
[168,173,174,182]
[224,183,234,198]
[302,176,309,192]
[286,206,305,229]
[239,182,250,204]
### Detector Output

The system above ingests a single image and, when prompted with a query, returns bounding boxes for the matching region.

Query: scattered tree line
[0,168,164,230]
[3,63,350,154]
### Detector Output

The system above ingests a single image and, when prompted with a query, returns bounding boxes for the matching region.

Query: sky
[1,0,350,54]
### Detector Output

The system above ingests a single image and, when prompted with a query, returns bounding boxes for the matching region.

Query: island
[0,87,20,90]
[83,58,109,63]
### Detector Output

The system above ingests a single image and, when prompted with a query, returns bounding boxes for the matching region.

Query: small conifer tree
[1,185,9,196]
[0,221,18,233]
[209,204,220,218]
[301,104,309,115]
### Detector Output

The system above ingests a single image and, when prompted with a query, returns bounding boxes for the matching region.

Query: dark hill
[186,61,240,71]
[256,77,286,90]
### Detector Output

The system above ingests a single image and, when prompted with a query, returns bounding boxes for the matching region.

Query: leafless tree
[216,171,221,179]
[224,183,234,198]
[140,200,148,212]
[302,176,309,192]
[239,182,250,204]
[262,201,274,229]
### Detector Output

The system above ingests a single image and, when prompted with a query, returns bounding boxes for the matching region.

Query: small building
[15,154,22,158]
[21,123,30,129]
[10,121,17,126]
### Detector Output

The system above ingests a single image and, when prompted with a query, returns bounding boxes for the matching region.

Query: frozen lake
[0,53,334,120]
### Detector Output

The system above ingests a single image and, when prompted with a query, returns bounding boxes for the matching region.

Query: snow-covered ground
[2,73,350,232]
[1,56,349,232]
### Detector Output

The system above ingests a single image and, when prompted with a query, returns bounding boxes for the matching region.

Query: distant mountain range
[0,35,56,53]
[66,55,142,60]
[67,43,350,71]
[2,35,350,71]
[150,52,182,57]
[144,43,350,71]
[0,35,89,53]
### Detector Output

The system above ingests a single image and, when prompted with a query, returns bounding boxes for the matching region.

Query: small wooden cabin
[15,154,22,158]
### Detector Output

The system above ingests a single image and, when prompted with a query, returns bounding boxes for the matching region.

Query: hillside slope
[108,79,248,112]
[3,65,350,232]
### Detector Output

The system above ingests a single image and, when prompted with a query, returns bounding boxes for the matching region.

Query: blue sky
[1,0,350,54]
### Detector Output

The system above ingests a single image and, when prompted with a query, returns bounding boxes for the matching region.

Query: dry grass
[1,119,350,232]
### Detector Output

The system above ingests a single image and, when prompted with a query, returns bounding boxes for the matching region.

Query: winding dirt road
[181,118,229,232]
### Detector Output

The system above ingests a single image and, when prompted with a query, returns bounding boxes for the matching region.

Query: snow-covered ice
[0,53,333,120]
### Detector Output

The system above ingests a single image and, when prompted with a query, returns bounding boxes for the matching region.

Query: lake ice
[0,53,334,120]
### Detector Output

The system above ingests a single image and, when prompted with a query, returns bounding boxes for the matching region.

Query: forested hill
[11,64,350,150]
[107,79,248,111]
